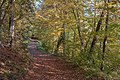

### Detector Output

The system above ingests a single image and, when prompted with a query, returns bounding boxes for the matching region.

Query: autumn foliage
[0,46,31,80]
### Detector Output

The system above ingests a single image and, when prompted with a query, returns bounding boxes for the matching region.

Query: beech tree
[0,0,119,79]
[8,0,14,47]
[35,0,120,79]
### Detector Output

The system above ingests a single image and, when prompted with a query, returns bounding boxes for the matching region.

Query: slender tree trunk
[101,0,109,71]
[63,23,66,56]
[88,10,104,64]
[0,0,6,25]
[72,28,76,58]
[0,0,6,41]
[9,0,14,47]
[72,8,84,51]
[0,0,6,9]
[89,11,104,53]
[54,23,65,55]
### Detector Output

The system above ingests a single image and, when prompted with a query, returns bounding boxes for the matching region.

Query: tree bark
[54,23,65,55]
[101,0,109,71]
[9,0,14,47]
[0,0,6,41]
[72,8,84,51]
[89,11,104,53]
[63,23,66,56]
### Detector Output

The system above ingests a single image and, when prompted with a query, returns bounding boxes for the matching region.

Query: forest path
[22,40,85,80]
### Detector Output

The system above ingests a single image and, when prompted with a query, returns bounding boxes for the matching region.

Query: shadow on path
[22,40,85,80]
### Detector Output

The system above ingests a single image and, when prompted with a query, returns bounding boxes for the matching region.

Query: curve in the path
[22,41,85,80]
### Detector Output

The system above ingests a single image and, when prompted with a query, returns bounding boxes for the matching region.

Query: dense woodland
[0,0,120,80]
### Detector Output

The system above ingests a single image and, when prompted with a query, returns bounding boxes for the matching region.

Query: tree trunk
[63,23,66,56]
[54,23,65,55]
[89,11,104,53]
[0,0,6,41]
[101,0,109,71]
[72,8,84,51]
[9,0,14,47]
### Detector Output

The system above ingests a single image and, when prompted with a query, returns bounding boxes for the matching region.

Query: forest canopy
[0,0,120,80]
[35,0,120,79]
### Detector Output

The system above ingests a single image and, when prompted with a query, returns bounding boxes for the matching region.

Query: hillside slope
[0,46,31,80]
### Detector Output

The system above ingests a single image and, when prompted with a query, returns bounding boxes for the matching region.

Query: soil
[21,41,85,80]
[0,46,30,80]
